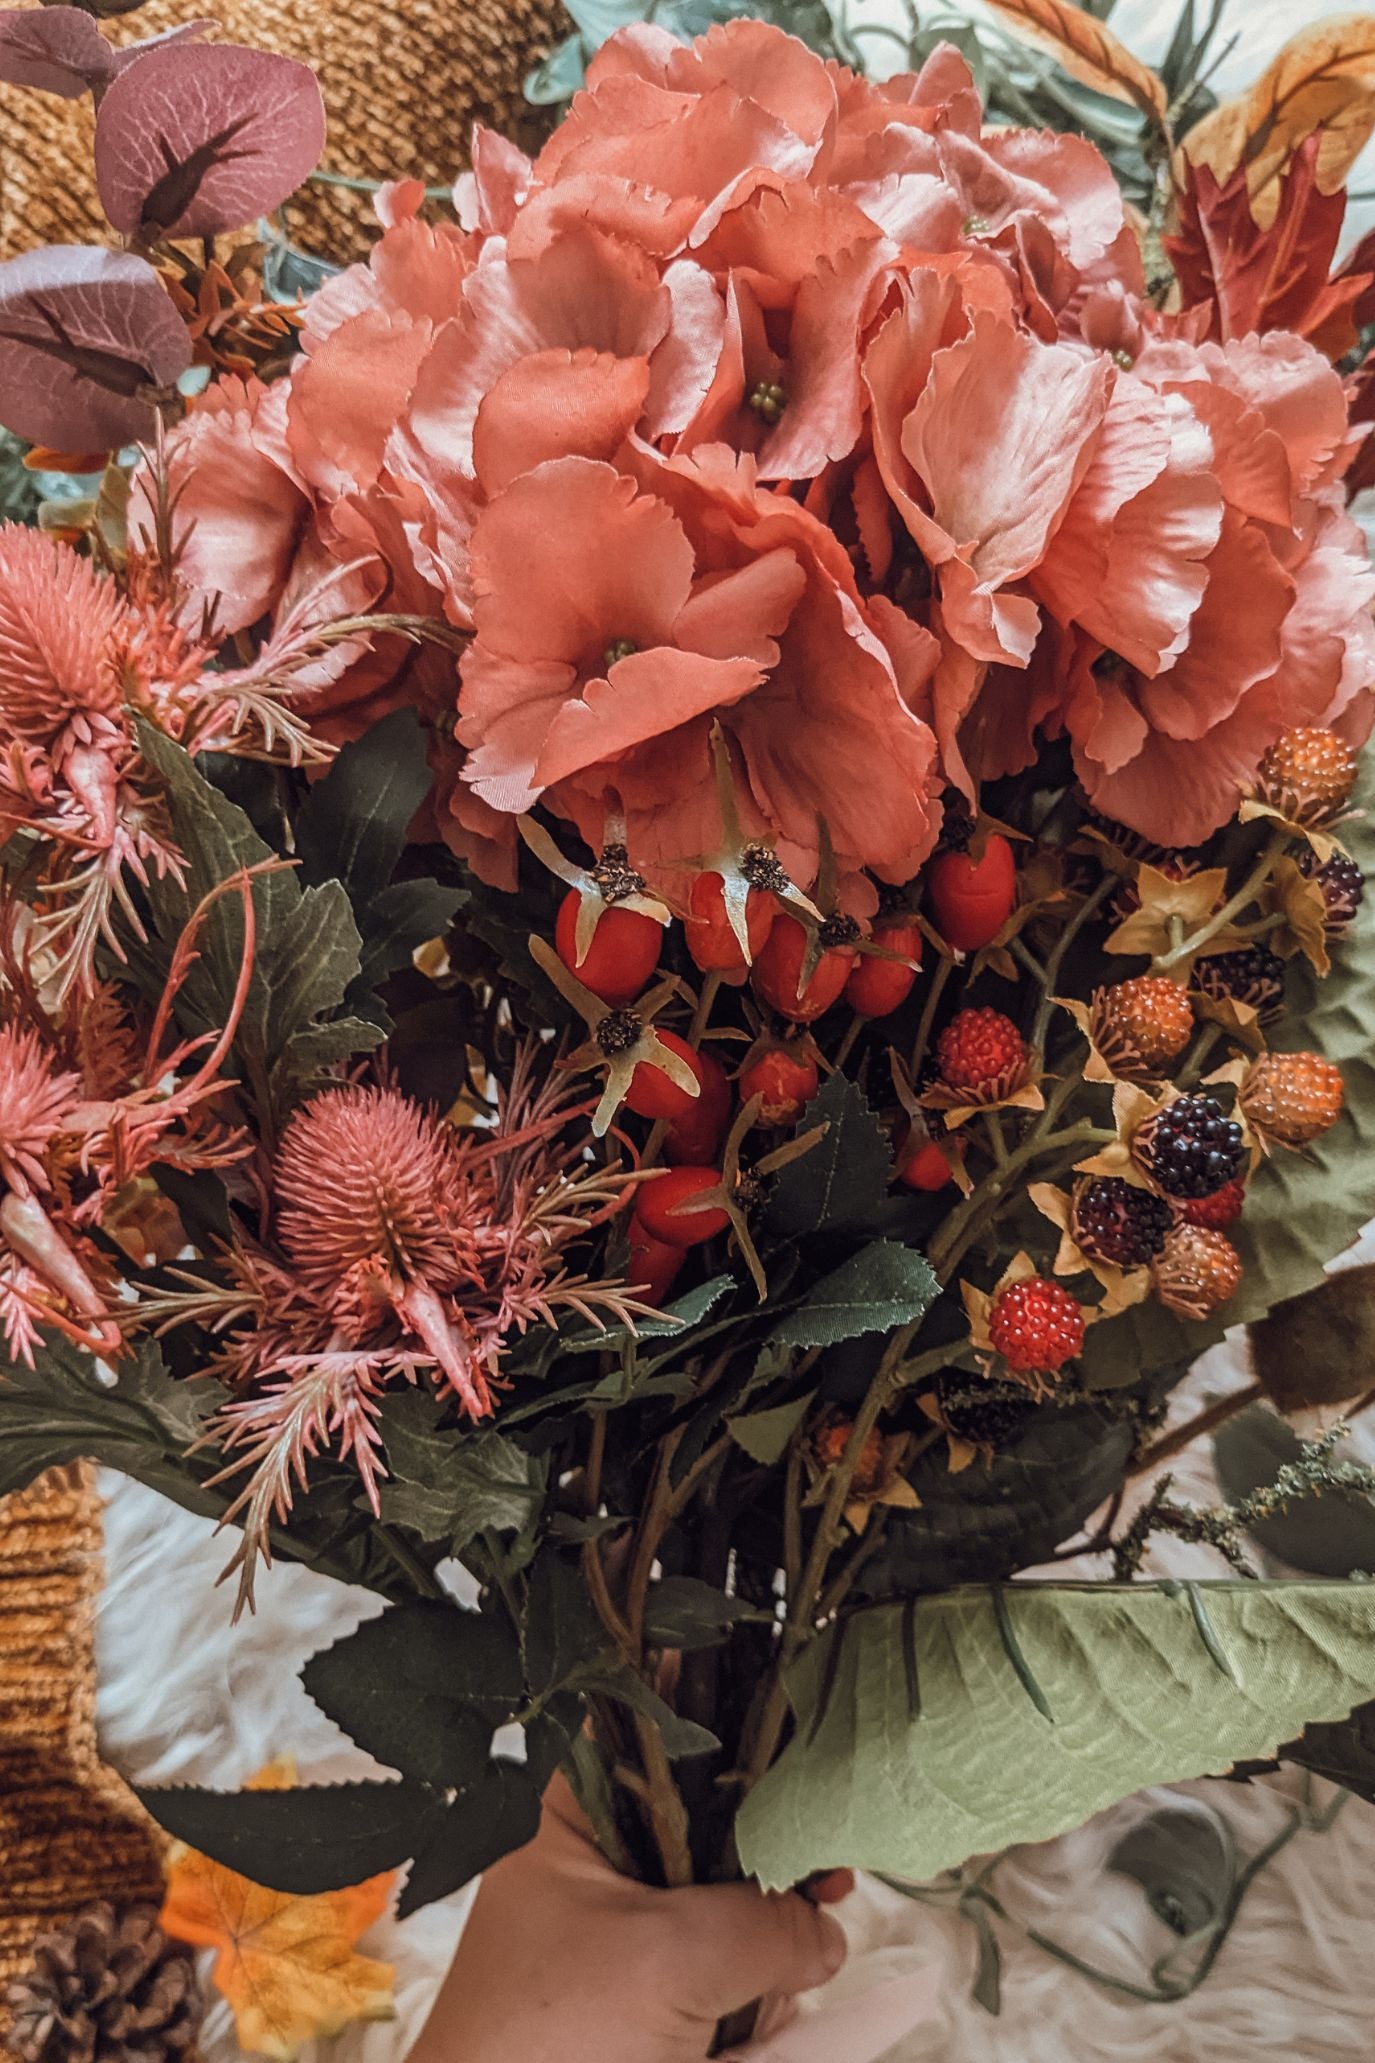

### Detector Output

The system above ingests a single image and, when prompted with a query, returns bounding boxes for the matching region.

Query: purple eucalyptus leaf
[0,6,114,97]
[0,244,192,450]
[94,42,327,239]
[107,20,217,76]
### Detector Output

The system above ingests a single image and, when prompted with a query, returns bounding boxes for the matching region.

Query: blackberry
[1193,946,1287,1022]
[1072,1176,1174,1268]
[1296,847,1365,934]
[936,1376,1036,1449]
[1133,1094,1245,1199]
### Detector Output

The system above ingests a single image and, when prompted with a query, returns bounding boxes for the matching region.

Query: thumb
[666,1882,848,2019]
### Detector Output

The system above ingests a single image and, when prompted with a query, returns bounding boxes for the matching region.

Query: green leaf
[1213,1408,1375,1577]
[398,1762,542,1917]
[301,1601,525,1784]
[736,1581,1375,1890]
[136,1779,444,1895]
[374,1397,547,1553]
[558,1275,735,1354]
[767,1242,938,1350]
[134,726,381,1120]
[1108,1801,1237,1938]
[353,877,463,1005]
[857,1399,1133,1591]
[728,1390,816,1466]
[1085,759,1375,1381]
[643,1577,772,1651]
[764,1075,893,1242]
[1277,1694,1375,1804]
[0,1332,221,1509]
[295,710,433,904]
[577,1661,719,1759]
[1248,1268,1375,1413]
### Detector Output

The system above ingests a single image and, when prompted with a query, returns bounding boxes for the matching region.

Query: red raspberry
[988,1277,1084,1376]
[555,892,661,1005]
[936,1007,1027,1099]
[1153,1225,1243,1320]
[843,921,924,1018]
[1092,976,1193,1075]
[1255,727,1357,826]
[927,836,1016,951]
[1180,1177,1246,1229]
[1239,1052,1345,1148]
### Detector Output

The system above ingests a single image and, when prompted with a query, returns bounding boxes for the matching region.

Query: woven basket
[0,1466,170,2049]
[0,0,570,260]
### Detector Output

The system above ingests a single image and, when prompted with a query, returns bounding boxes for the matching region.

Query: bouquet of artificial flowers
[5,0,1375,2044]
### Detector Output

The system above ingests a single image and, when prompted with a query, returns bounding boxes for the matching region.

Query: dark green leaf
[767,1242,938,1350]
[1248,1269,1375,1413]
[0,1332,221,1506]
[559,1275,735,1355]
[136,1779,444,1895]
[727,1390,816,1466]
[523,1550,606,1698]
[1277,1694,1375,1804]
[295,710,433,903]
[302,1600,525,1784]
[1108,1802,1237,1937]
[764,1074,892,1242]
[643,1577,772,1651]
[578,1661,719,1759]
[968,1904,1003,2015]
[399,1762,542,1917]
[353,877,463,1004]
[375,1396,547,1553]
[1213,1408,1375,1577]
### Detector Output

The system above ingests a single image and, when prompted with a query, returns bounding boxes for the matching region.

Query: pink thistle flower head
[0,1022,82,1197]
[0,523,125,745]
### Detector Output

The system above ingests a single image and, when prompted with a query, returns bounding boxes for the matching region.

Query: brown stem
[1129,1382,1264,1478]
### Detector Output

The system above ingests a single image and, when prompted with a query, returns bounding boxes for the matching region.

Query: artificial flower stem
[1152,828,1290,975]
[909,953,954,1078]
[1029,874,1118,1058]
[832,1011,863,1071]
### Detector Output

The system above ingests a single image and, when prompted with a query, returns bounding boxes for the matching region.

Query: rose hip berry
[624,1030,703,1121]
[637,1166,729,1247]
[555,891,661,1005]
[684,872,776,980]
[898,1133,960,1191]
[664,1047,732,1166]
[626,1215,686,1304]
[844,920,924,1018]
[753,913,858,1022]
[740,1041,819,1126]
[989,1277,1084,1375]
[927,835,1016,951]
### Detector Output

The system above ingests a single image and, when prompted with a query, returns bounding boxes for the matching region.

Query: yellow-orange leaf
[982,0,1168,122]
[160,1762,396,2063]
[1184,14,1375,224]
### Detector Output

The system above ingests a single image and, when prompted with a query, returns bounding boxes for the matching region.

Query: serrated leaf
[767,1242,938,1350]
[296,710,432,902]
[398,1762,542,1917]
[728,1390,816,1466]
[302,1601,524,1784]
[354,878,463,1006]
[374,1396,547,1552]
[1083,760,1375,1383]
[643,1576,772,1651]
[137,1779,444,1896]
[1212,1407,1375,1578]
[558,1275,735,1355]
[737,1581,1375,1890]
[0,1330,221,1504]
[858,1400,1133,1591]
[135,727,381,1120]
[1278,1693,1375,1804]
[765,1075,892,1243]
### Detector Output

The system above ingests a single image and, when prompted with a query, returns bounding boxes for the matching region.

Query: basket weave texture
[0,0,568,259]
[0,1467,168,2051]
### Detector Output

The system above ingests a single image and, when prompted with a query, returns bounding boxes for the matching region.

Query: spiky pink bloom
[0,1024,83,1197]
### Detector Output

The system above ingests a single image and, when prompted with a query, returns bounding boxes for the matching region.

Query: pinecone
[5,1904,202,2063]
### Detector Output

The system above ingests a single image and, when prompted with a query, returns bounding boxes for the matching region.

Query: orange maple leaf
[159,1761,397,2062]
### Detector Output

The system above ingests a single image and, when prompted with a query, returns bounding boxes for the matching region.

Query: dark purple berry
[1193,946,1286,1023]
[1133,1095,1245,1200]
[1072,1177,1174,1268]
[1297,847,1365,935]
[935,1376,1036,1449]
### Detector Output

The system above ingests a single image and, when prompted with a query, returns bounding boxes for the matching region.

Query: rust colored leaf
[1184,16,1375,226]
[982,0,1168,123]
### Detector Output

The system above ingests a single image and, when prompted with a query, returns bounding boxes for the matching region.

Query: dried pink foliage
[93,41,327,239]
[0,244,191,449]
[0,6,114,98]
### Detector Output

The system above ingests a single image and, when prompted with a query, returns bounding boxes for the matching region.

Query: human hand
[405,1777,850,2063]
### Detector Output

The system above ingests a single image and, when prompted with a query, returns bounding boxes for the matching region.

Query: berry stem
[1152,829,1289,976]
[1128,1381,1264,1478]
[832,1010,863,1071]
[1030,874,1118,1057]
[909,953,955,1079]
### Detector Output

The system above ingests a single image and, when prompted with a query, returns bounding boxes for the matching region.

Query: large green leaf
[735,1580,1375,1890]
[1212,1408,1375,1577]
[398,1761,542,1917]
[856,1399,1134,1592]
[134,726,381,1118]
[766,1242,938,1350]
[1084,767,1375,1383]
[136,1779,444,1895]
[764,1075,893,1243]
[373,1397,547,1553]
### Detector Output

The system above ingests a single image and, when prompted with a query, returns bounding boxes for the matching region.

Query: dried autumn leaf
[94,42,327,239]
[1184,16,1375,226]
[982,0,1168,123]
[160,1762,396,2063]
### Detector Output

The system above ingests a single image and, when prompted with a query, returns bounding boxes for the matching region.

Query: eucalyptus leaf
[136,1778,444,1895]
[767,1242,938,1350]
[736,1582,1375,1890]
[1213,1408,1375,1578]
